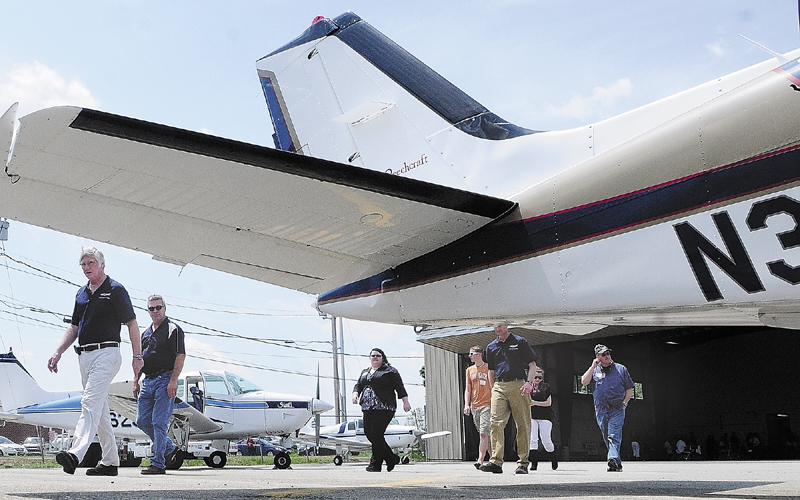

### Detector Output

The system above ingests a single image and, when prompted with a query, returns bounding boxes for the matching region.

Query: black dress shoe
[56,451,78,475]
[480,462,503,473]
[386,453,400,472]
[86,464,118,476]
[365,465,381,472]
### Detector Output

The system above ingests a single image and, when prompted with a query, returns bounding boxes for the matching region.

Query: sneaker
[515,465,529,474]
[479,462,503,473]
[86,464,118,476]
[55,451,79,475]
[607,458,622,472]
[141,465,166,475]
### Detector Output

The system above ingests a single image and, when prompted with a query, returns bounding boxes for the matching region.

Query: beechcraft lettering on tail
[3,11,800,336]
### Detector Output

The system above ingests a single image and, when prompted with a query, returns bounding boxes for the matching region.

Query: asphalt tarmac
[2,459,799,500]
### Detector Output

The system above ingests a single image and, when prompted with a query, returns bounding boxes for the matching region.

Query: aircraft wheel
[166,451,185,470]
[333,455,343,466]
[204,451,227,468]
[401,455,410,464]
[273,451,292,469]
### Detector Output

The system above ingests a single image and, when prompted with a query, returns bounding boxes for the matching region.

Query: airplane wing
[1,106,515,294]
[108,380,222,435]
[296,427,372,451]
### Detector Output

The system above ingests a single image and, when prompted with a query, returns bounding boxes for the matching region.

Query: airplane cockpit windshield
[225,372,262,395]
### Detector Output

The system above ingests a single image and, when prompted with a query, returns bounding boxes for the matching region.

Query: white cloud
[707,39,727,57]
[546,78,633,121]
[0,61,99,115]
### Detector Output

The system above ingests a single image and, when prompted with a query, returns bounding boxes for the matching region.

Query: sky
[0,1,799,427]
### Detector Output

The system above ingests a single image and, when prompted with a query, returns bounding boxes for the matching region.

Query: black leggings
[363,409,396,467]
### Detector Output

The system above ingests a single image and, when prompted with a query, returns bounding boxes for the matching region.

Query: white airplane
[0,349,333,469]
[298,417,450,466]
[1,11,800,335]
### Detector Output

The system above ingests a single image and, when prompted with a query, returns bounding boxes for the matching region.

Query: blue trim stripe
[18,397,83,414]
[319,145,800,303]
[204,398,309,410]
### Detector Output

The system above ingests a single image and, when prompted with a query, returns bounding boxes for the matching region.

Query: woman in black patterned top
[352,348,411,472]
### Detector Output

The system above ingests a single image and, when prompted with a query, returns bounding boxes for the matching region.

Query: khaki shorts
[471,405,491,435]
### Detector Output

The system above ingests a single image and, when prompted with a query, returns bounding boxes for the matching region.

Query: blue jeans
[595,406,625,463]
[137,371,176,469]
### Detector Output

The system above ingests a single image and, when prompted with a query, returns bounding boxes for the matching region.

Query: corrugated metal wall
[423,344,463,460]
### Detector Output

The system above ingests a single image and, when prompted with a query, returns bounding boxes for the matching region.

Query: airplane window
[390,418,399,425]
[176,379,184,399]
[225,372,262,395]
[204,374,231,395]
[357,419,364,429]
[347,421,355,431]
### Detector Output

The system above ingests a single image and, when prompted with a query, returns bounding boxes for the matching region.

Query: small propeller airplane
[0,350,333,469]
[297,417,450,466]
[2,11,800,339]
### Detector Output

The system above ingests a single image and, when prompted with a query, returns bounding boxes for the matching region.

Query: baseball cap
[594,344,611,356]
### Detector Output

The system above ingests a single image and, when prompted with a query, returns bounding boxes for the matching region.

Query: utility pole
[330,315,341,424]
[337,316,347,422]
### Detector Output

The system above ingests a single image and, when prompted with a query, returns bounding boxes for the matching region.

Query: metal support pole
[331,315,341,424]
[338,316,347,422]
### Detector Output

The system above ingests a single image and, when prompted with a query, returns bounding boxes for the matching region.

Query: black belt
[74,342,119,354]
[145,369,171,380]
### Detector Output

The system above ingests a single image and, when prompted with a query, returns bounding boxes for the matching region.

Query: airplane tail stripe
[773,58,800,87]
[319,144,800,303]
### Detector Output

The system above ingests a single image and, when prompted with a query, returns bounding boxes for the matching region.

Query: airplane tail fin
[0,350,58,411]
[256,13,539,196]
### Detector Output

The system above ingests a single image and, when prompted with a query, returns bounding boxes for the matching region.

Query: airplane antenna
[737,34,791,65]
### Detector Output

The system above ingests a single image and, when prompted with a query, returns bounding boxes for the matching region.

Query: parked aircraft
[298,417,450,466]
[0,350,332,469]
[1,12,800,335]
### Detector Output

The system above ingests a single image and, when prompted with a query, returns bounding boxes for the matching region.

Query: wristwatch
[132,354,143,360]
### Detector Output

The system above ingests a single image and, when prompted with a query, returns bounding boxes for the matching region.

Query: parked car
[297,444,336,456]
[236,438,287,456]
[0,436,27,456]
[22,437,44,454]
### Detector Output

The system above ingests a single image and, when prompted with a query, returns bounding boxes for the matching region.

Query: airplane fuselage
[317,58,800,331]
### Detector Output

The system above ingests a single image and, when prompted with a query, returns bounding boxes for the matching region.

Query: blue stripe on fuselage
[18,397,83,414]
[319,145,800,303]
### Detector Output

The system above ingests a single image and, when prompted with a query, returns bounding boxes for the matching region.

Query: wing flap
[2,107,515,294]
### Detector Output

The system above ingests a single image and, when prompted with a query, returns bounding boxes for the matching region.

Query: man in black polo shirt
[480,324,539,475]
[135,294,186,475]
[48,246,142,476]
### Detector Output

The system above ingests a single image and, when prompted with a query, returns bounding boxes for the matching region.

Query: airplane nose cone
[312,398,334,414]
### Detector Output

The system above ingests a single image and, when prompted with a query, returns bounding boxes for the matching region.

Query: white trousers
[530,419,555,452]
[69,347,122,466]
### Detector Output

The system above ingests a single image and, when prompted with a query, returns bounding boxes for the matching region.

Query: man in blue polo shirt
[480,324,539,475]
[135,294,186,475]
[581,344,634,472]
[48,246,142,476]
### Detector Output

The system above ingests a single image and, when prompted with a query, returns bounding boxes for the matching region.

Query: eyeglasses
[534,376,543,379]
[370,354,382,358]
[148,305,164,312]
[468,353,480,356]
[600,352,611,357]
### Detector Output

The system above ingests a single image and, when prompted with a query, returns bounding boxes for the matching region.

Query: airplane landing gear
[204,451,227,468]
[333,455,344,466]
[274,451,292,469]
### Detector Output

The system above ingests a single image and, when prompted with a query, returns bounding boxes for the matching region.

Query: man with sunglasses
[135,295,186,475]
[581,344,634,472]
[464,345,492,470]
